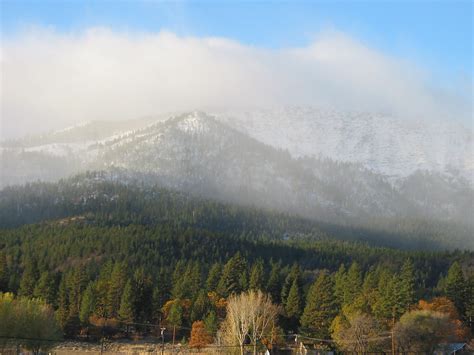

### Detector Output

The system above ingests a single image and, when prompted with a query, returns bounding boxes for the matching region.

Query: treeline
[1,172,472,250]
[1,250,473,352]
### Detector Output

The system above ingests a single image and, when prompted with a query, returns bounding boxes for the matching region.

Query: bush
[0,293,62,354]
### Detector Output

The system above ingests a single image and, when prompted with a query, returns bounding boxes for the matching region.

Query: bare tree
[220,290,278,355]
[331,312,385,354]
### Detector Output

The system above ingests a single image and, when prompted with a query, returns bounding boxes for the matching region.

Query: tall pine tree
[445,261,466,316]
[300,272,337,339]
[249,259,265,291]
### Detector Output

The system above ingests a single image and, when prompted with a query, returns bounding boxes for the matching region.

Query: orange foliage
[189,321,213,349]
[418,297,459,319]
[418,297,470,341]
[88,315,119,328]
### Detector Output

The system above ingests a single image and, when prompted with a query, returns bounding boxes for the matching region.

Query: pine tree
[80,283,96,325]
[167,300,183,345]
[266,260,282,303]
[285,278,302,319]
[18,258,38,297]
[206,263,221,291]
[106,262,127,318]
[68,267,87,316]
[373,270,405,324]
[0,252,8,292]
[191,289,210,322]
[399,259,416,313]
[119,279,135,323]
[152,287,163,322]
[281,263,301,306]
[65,308,81,337]
[216,252,247,297]
[445,261,466,316]
[300,272,337,339]
[343,262,362,306]
[172,261,201,300]
[132,268,153,323]
[355,267,379,314]
[33,271,56,306]
[204,310,218,336]
[334,264,347,307]
[56,276,70,330]
[94,261,113,318]
[249,259,265,291]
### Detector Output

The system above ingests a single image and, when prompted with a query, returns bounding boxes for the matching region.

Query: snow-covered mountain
[1,109,472,226]
[216,107,473,181]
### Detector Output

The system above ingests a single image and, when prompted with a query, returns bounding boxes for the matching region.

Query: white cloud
[1,27,471,139]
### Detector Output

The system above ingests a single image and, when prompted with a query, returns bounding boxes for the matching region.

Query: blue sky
[2,0,472,77]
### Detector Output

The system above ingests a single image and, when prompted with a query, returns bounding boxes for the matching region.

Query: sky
[1,0,473,139]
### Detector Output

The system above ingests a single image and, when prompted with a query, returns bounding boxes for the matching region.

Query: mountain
[216,107,473,181]
[1,109,472,230]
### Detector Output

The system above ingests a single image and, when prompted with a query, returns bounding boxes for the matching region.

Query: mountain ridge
[1,109,472,229]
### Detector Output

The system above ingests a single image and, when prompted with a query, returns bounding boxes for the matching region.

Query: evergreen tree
[343,262,362,306]
[18,258,38,297]
[353,267,379,314]
[64,308,81,338]
[67,267,87,316]
[132,268,153,322]
[191,290,210,322]
[285,278,302,320]
[0,252,8,292]
[373,271,404,324]
[106,262,127,318]
[266,260,282,303]
[172,261,201,300]
[249,259,265,291]
[216,252,247,297]
[204,310,218,336]
[445,261,466,316]
[94,261,113,318]
[56,276,70,330]
[152,286,163,322]
[281,263,301,306]
[167,300,183,345]
[300,272,337,339]
[33,271,56,306]
[206,263,221,291]
[118,279,134,323]
[399,259,416,313]
[334,264,347,307]
[80,283,96,325]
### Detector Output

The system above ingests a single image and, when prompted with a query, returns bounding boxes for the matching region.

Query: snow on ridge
[214,107,473,180]
[176,111,212,134]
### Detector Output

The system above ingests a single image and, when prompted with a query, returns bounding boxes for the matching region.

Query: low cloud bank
[1,28,471,139]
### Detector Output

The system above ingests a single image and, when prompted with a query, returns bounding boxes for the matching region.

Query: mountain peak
[172,111,219,134]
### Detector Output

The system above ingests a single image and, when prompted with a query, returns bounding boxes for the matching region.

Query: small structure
[434,342,467,355]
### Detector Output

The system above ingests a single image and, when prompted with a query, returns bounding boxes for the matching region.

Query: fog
[1,27,471,140]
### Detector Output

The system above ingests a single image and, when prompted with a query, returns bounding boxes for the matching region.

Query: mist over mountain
[1,108,472,239]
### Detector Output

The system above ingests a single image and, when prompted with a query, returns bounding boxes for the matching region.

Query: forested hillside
[1,172,472,250]
[0,174,473,353]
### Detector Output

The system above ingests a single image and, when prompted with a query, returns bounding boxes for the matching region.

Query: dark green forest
[0,174,473,353]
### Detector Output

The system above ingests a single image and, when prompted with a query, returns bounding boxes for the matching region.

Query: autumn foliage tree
[393,310,457,353]
[189,321,213,349]
[418,297,470,340]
